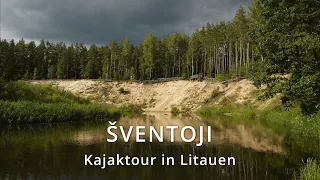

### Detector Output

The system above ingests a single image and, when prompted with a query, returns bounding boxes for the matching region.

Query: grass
[0,101,120,124]
[0,80,89,104]
[295,159,320,180]
[0,80,122,124]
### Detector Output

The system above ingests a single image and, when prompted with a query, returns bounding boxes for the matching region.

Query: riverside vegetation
[0,79,122,123]
[294,159,320,180]
[197,91,320,179]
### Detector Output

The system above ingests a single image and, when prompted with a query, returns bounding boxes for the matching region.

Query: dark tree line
[0,6,254,81]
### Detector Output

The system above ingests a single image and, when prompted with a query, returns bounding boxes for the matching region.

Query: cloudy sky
[1,0,251,45]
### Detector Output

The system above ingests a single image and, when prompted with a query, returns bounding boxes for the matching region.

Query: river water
[0,113,306,179]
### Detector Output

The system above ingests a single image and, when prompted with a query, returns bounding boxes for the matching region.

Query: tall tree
[121,38,131,80]
[142,33,156,79]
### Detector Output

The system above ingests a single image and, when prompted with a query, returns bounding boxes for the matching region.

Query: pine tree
[142,33,156,79]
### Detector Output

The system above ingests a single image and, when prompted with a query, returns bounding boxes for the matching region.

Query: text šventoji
[107,121,212,147]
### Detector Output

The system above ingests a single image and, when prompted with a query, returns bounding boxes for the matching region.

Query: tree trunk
[239,40,242,78]
[209,47,212,77]
[235,41,238,78]
[192,51,194,76]
[246,42,250,78]
[173,53,175,77]
[204,48,206,77]
[179,49,181,77]
[229,41,232,74]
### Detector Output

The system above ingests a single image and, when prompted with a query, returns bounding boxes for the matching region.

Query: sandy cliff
[31,79,258,112]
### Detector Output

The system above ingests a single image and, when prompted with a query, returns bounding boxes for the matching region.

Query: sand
[31,79,258,112]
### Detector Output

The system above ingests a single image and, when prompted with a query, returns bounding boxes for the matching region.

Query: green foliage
[211,89,222,99]
[56,57,65,79]
[216,74,230,82]
[197,73,203,81]
[197,105,258,123]
[197,103,320,157]
[119,104,143,116]
[23,70,30,80]
[248,61,268,86]
[0,81,121,124]
[0,4,251,82]
[290,112,320,155]
[295,159,320,180]
[171,106,180,116]
[142,33,156,79]
[250,0,320,114]
[0,101,120,124]
[33,68,38,80]
[182,72,188,80]
[0,78,5,98]
[0,81,89,104]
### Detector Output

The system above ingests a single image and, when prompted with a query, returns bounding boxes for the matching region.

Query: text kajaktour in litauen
[84,154,236,168]
[84,121,236,167]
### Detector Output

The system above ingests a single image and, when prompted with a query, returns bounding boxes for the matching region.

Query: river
[0,113,306,179]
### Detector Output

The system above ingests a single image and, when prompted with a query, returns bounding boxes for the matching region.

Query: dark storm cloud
[1,0,251,45]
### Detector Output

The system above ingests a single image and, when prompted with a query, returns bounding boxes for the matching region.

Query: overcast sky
[1,0,251,45]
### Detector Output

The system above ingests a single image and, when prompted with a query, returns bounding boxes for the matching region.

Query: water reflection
[116,113,284,153]
[0,113,294,180]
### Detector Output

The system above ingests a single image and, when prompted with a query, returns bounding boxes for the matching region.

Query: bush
[118,87,130,94]
[182,73,188,80]
[211,89,221,99]
[119,104,143,116]
[197,73,203,81]
[171,106,180,116]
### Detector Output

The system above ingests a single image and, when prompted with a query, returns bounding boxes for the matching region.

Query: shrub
[182,73,188,80]
[197,73,203,81]
[119,104,143,116]
[171,106,180,116]
[211,89,221,99]
[118,87,130,94]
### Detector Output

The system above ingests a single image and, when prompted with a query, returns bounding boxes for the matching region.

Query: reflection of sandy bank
[69,113,284,153]
[116,113,284,153]
[211,122,284,153]
[70,130,106,146]
[116,113,210,143]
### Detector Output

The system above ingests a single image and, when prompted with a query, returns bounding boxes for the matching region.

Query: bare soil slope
[31,79,258,112]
